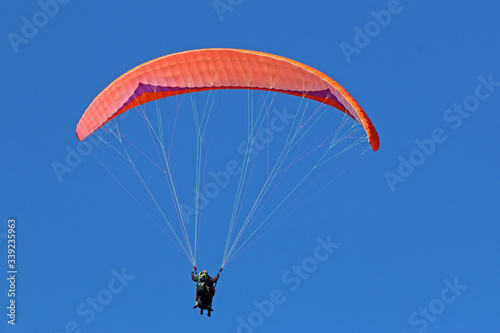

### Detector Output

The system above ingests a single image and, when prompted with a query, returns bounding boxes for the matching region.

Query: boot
[207,310,212,317]
[200,309,203,315]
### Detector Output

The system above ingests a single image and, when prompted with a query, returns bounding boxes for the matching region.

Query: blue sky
[1,1,500,332]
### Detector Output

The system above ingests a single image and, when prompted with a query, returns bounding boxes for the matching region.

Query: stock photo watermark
[229,235,340,333]
[181,106,295,224]
[339,0,414,64]
[7,0,71,54]
[401,277,467,333]
[213,0,243,22]
[6,219,17,326]
[51,112,129,183]
[385,74,500,192]
[51,134,104,183]
[52,267,135,333]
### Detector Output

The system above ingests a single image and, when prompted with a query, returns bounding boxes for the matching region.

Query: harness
[196,272,212,296]
[193,267,223,297]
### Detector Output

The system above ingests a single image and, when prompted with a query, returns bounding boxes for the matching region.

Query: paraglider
[76,48,379,316]
[191,266,223,317]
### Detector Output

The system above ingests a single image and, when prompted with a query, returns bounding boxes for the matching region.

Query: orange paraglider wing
[76,48,379,150]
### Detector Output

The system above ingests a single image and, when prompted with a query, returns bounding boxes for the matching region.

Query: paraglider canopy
[76,48,380,269]
[76,48,379,150]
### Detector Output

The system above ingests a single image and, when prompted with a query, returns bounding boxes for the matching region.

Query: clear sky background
[1,1,500,332]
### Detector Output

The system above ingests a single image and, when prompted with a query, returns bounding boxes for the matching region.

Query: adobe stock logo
[213,0,243,22]
[7,0,71,54]
[400,277,467,333]
[384,74,500,192]
[181,106,294,224]
[51,112,129,183]
[51,132,105,183]
[52,267,135,333]
[339,0,404,64]
[231,235,340,333]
